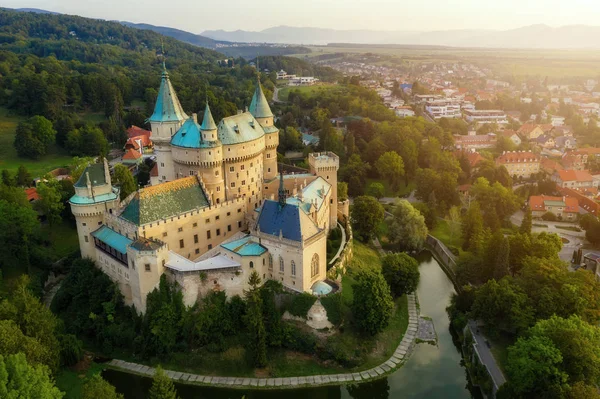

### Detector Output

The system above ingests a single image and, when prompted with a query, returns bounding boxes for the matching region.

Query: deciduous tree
[82,374,123,399]
[113,164,137,200]
[352,270,394,336]
[149,366,179,399]
[351,196,384,241]
[388,199,428,251]
[381,253,420,297]
[0,353,63,399]
[375,152,404,189]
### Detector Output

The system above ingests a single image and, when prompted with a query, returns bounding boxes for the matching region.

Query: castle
[69,65,342,313]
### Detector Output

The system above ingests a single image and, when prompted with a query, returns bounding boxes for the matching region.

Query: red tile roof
[25,187,38,202]
[126,125,151,139]
[541,157,563,174]
[454,151,484,167]
[123,148,142,160]
[556,169,593,182]
[529,195,578,213]
[560,187,600,215]
[125,135,151,150]
[496,151,540,164]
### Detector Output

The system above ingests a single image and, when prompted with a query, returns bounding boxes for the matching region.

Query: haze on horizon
[5,0,600,34]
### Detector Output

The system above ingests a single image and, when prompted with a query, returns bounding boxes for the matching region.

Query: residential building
[395,107,416,118]
[534,134,555,149]
[463,109,508,125]
[551,116,565,127]
[495,151,541,179]
[413,94,442,104]
[425,99,461,119]
[552,169,594,189]
[554,136,577,151]
[288,77,318,86]
[518,124,547,141]
[453,133,497,150]
[500,130,521,146]
[529,195,578,221]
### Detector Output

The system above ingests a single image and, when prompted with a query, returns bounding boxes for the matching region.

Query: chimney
[192,113,198,123]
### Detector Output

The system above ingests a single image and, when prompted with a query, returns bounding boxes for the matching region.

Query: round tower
[148,63,188,184]
[249,79,278,181]
[198,103,225,204]
[69,159,120,259]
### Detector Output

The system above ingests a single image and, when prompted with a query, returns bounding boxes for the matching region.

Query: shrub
[320,293,344,326]
[58,333,83,367]
[281,322,317,353]
[286,292,317,318]
[541,212,558,222]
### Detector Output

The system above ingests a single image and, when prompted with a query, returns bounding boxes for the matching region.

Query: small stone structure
[417,317,437,343]
[306,299,333,330]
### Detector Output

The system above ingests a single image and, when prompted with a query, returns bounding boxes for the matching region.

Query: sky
[4,0,600,33]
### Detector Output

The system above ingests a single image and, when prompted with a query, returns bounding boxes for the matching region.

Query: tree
[340,154,370,196]
[375,152,404,189]
[366,182,385,199]
[462,201,485,252]
[16,165,31,187]
[504,335,568,398]
[381,253,420,297]
[113,164,137,200]
[79,125,109,157]
[493,236,510,280]
[388,199,428,251]
[337,182,348,202]
[81,374,123,399]
[1,170,13,186]
[243,271,267,367]
[351,196,384,241]
[446,206,462,241]
[352,270,394,336]
[471,278,534,336]
[14,115,56,159]
[0,200,38,271]
[0,353,63,399]
[528,315,600,385]
[415,168,440,202]
[149,366,179,399]
[520,208,532,235]
[567,382,600,399]
[35,182,64,225]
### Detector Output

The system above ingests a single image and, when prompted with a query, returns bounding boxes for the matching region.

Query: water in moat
[102,251,479,398]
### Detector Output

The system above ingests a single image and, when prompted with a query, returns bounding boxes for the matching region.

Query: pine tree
[520,208,532,235]
[493,236,510,280]
[149,366,179,399]
[243,271,267,367]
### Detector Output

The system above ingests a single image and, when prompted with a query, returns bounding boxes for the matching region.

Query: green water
[102,251,477,398]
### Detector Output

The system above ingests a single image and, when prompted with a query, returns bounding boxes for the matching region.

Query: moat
[102,251,480,398]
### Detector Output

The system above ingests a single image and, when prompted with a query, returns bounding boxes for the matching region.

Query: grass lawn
[0,107,72,177]
[430,219,463,250]
[55,362,104,399]
[77,111,107,124]
[365,178,415,199]
[277,83,341,102]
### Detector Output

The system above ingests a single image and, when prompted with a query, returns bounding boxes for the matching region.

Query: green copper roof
[249,81,273,118]
[200,103,217,131]
[91,225,132,255]
[221,235,267,256]
[70,191,118,205]
[218,112,265,145]
[170,117,219,149]
[74,164,106,188]
[148,67,189,123]
[120,177,210,225]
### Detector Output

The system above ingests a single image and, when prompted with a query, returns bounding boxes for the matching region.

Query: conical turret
[148,63,188,123]
[249,79,273,119]
[200,102,217,132]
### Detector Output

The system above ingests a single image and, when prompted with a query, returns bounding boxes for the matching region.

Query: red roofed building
[541,157,563,175]
[122,148,143,165]
[127,125,151,140]
[518,124,545,140]
[453,133,497,150]
[552,169,594,189]
[454,150,484,168]
[496,151,540,179]
[500,129,522,146]
[560,187,600,216]
[562,152,587,171]
[125,126,153,152]
[25,187,39,202]
[529,195,578,221]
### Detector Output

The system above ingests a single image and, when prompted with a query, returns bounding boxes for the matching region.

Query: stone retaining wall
[327,217,353,281]
[106,293,419,389]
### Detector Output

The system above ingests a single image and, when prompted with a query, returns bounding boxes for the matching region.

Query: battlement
[308,151,339,171]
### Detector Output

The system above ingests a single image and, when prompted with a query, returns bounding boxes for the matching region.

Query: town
[1,5,600,399]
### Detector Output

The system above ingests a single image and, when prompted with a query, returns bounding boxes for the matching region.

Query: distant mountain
[203,24,600,49]
[121,22,222,49]
[16,8,59,15]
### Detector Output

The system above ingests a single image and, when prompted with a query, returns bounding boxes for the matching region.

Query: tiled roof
[170,117,220,149]
[518,124,540,134]
[122,148,142,160]
[25,187,38,202]
[74,163,107,188]
[556,169,593,182]
[286,176,331,215]
[125,135,151,149]
[218,112,265,145]
[130,237,164,251]
[126,125,151,139]
[454,134,496,143]
[249,81,273,118]
[221,235,267,256]
[120,176,209,225]
[91,225,132,254]
[454,151,484,167]
[540,157,563,173]
[496,151,540,164]
[148,66,188,123]
[200,103,217,131]
[529,195,578,213]
[256,199,320,242]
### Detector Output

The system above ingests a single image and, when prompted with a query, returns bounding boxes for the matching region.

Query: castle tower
[127,237,169,313]
[249,78,279,181]
[309,152,340,228]
[199,103,225,203]
[148,63,188,183]
[69,159,120,259]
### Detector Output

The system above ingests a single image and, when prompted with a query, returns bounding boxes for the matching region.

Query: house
[552,169,594,189]
[559,187,600,215]
[517,124,553,141]
[552,126,574,137]
[395,107,416,118]
[500,130,522,146]
[495,151,540,179]
[554,136,577,151]
[535,134,555,149]
[125,125,153,153]
[562,152,587,171]
[25,187,39,203]
[121,148,143,165]
[551,116,565,127]
[463,109,508,125]
[529,195,578,221]
[540,157,563,175]
[453,133,497,150]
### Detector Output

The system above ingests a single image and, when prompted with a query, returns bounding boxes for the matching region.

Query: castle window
[208,244,213,250]
[279,256,284,273]
[145,264,151,272]
[227,212,231,216]
[268,255,273,270]
[231,182,236,188]
[291,260,296,276]
[82,222,87,226]
[84,235,89,243]
[179,239,184,248]
[216,229,221,236]
[216,216,220,220]
[228,225,231,232]
[230,166,234,172]
[161,163,164,167]
[267,154,271,159]
[263,258,265,265]
[311,254,319,277]
[217,186,221,192]
[207,231,211,239]
[206,218,210,223]
[241,165,245,171]
[268,168,271,173]
[131,261,135,269]
[238,221,242,228]
[215,170,219,176]
[250,261,254,269]
[163,232,168,237]
[162,260,165,267]
[162,176,166,180]
[217,199,220,204]
[178,227,183,232]
[241,180,246,185]
[195,248,200,254]
[238,208,241,213]
[189,171,194,176]
[327,176,329,179]
[194,234,198,244]
[193,222,197,227]
[98,221,102,225]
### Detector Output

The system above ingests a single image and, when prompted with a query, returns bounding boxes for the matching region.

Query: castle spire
[148,61,188,123]
[200,100,217,132]
[249,79,273,119]
[278,171,286,207]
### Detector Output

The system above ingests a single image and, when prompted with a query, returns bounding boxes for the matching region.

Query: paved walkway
[106,293,419,389]
[467,321,506,389]
[329,222,347,266]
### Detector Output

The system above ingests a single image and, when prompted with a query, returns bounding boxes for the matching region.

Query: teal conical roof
[148,64,188,123]
[200,103,217,131]
[249,80,273,118]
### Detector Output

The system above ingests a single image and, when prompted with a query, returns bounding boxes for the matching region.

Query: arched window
[268,254,273,270]
[279,256,284,273]
[311,254,319,278]
[291,260,296,276]
[249,261,254,269]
